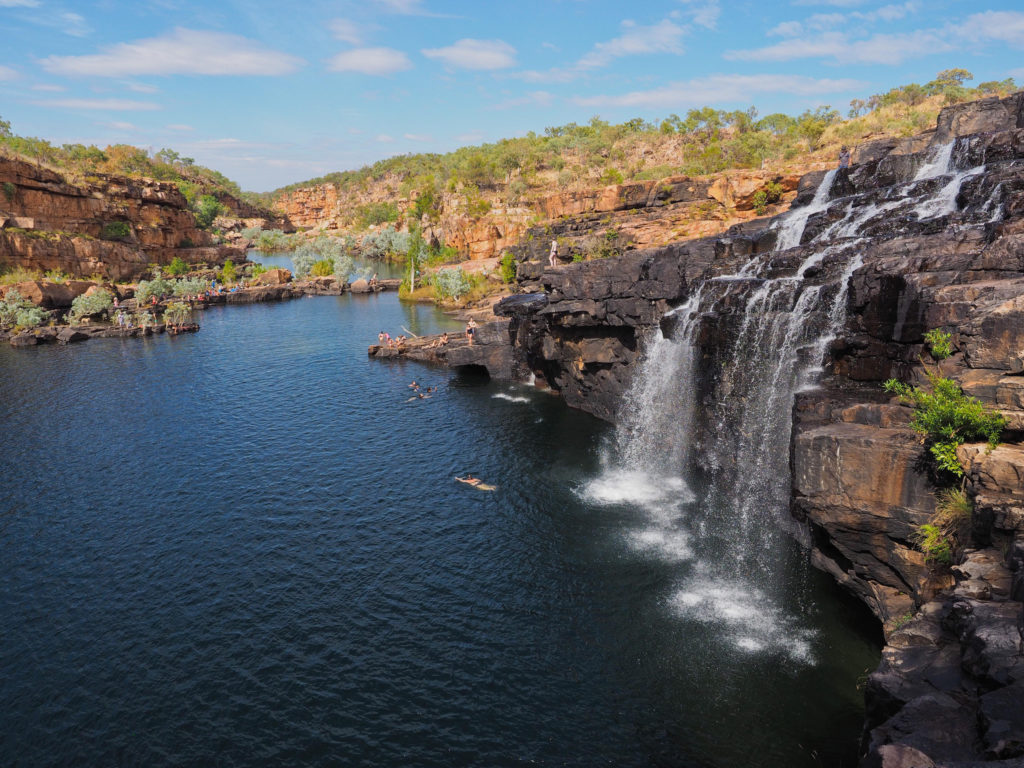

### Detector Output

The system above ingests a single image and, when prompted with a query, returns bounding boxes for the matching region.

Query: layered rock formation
[463,94,1024,767]
[274,163,803,263]
[0,156,252,280]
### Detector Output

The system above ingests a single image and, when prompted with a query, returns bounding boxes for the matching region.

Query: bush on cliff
[884,373,1006,478]
[166,257,189,277]
[172,277,209,296]
[433,267,472,301]
[135,275,175,304]
[499,253,516,283]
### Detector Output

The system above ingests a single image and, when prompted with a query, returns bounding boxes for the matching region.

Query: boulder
[11,280,92,309]
[349,278,370,293]
[254,268,291,285]
[56,327,89,344]
[10,332,37,347]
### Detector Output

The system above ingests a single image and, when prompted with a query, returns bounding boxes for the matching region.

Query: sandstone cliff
[0,156,251,280]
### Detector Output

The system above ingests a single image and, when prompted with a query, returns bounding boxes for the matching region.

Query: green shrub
[219,259,237,284]
[249,262,267,278]
[924,328,953,361]
[914,523,952,564]
[752,181,784,215]
[361,226,411,260]
[135,275,176,304]
[935,487,973,541]
[356,201,400,227]
[193,194,224,229]
[172,277,209,296]
[166,256,188,276]
[2,181,15,200]
[311,259,334,277]
[599,167,624,185]
[499,253,516,283]
[0,289,49,328]
[163,301,192,326]
[884,371,1006,477]
[433,267,472,301]
[100,221,132,241]
[68,289,113,322]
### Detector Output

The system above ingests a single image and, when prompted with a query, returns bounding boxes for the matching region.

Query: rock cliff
[480,93,1024,767]
[0,156,251,280]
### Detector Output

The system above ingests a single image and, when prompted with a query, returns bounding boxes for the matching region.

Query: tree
[0,114,11,138]
[925,68,974,95]
[193,195,224,229]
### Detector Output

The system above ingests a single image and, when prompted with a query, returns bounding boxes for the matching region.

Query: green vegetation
[135,274,176,304]
[100,221,132,241]
[433,267,473,301]
[249,228,299,253]
[171,277,209,296]
[752,181,784,215]
[166,256,189,277]
[219,259,237,284]
[163,301,192,327]
[884,372,1005,477]
[356,202,400,227]
[290,237,354,280]
[249,263,268,279]
[0,288,49,329]
[68,289,113,322]
[924,328,954,361]
[914,523,953,565]
[499,252,516,283]
[193,195,225,229]
[2,181,15,200]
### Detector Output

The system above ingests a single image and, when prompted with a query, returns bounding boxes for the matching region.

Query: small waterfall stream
[582,140,989,662]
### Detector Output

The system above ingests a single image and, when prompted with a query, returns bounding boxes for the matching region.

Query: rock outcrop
[0,155,248,280]
[462,93,1024,767]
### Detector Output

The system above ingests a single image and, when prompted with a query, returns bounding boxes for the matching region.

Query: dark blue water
[0,288,879,767]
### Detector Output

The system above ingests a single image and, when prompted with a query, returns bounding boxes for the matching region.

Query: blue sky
[1,0,1023,192]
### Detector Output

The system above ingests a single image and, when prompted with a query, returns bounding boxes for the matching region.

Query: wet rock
[9,332,37,347]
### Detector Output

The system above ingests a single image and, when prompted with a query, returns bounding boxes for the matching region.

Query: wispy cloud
[330,18,365,45]
[422,39,517,70]
[376,133,395,142]
[403,132,432,141]
[678,0,720,30]
[41,28,304,76]
[31,83,65,91]
[573,73,864,108]
[327,47,412,75]
[957,10,1024,47]
[0,0,40,6]
[97,120,138,131]
[32,98,162,111]
[165,123,193,131]
[577,19,686,69]
[0,65,18,80]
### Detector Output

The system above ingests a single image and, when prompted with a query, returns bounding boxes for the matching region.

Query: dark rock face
[490,93,1024,768]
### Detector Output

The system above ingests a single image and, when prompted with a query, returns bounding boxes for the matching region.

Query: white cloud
[769,20,804,37]
[422,39,517,70]
[165,124,193,131]
[32,98,162,111]
[456,130,485,143]
[32,83,65,91]
[58,11,90,37]
[573,73,864,108]
[0,0,40,6]
[376,134,394,142]
[725,29,952,64]
[330,18,364,45]
[327,47,412,75]
[792,0,866,6]
[957,10,1024,47]
[98,121,137,131]
[679,0,720,30]
[578,19,686,69]
[403,132,432,141]
[124,81,159,93]
[375,0,422,12]
[0,65,18,80]
[41,28,303,77]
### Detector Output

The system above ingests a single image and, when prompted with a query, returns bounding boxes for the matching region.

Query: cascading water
[582,139,989,662]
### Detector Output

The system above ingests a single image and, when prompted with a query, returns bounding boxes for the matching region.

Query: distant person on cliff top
[839,146,851,169]
[549,239,558,267]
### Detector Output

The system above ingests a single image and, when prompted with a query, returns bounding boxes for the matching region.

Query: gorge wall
[274,165,806,263]
[480,94,1024,767]
[0,156,269,280]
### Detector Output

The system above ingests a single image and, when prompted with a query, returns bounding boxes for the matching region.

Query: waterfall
[913,140,955,180]
[580,142,989,661]
[773,168,837,251]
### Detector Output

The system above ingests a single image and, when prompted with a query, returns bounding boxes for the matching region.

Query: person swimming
[455,474,482,486]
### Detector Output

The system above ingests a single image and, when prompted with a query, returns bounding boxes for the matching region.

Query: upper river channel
[1,255,880,767]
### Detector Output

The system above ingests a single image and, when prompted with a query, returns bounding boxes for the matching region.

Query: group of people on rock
[377,330,410,349]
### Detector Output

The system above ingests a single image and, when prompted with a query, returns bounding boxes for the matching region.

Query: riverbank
[0,276,402,347]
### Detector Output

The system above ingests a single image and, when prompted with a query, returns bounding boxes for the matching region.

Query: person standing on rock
[466,318,477,346]
[838,146,851,169]
[549,239,558,267]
